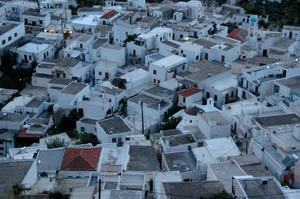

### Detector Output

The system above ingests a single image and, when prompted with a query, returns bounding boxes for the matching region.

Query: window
[231,91,234,97]
[206,92,210,98]
[182,65,185,70]
[29,55,32,60]
[154,79,156,83]
[153,70,156,75]
[183,97,186,103]
[39,20,43,24]
[8,36,12,41]
[214,95,218,101]
[196,55,199,60]
[109,99,111,102]
[80,127,85,132]
[47,52,49,56]
[180,34,183,39]
[2,40,5,45]
[99,72,102,75]
[112,138,116,143]
[181,50,183,53]
[14,33,17,37]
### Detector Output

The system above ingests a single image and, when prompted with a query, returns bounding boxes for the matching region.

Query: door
[105,72,109,79]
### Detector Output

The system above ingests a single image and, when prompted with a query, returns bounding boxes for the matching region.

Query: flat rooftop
[97,116,131,135]
[93,85,124,96]
[79,118,98,125]
[130,94,169,110]
[60,82,87,95]
[209,161,247,193]
[186,61,229,83]
[55,58,80,68]
[193,38,218,49]
[255,113,300,127]
[91,38,108,49]
[152,54,187,69]
[237,177,286,199]
[127,145,160,172]
[26,98,44,108]
[200,111,229,125]
[0,21,19,36]
[48,78,74,85]
[163,181,225,199]
[144,86,174,98]
[162,133,196,147]
[163,151,196,172]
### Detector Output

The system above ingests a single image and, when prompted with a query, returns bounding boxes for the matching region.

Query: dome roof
[250,18,257,23]
[184,106,205,116]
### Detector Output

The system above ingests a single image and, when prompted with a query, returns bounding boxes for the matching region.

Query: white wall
[22,160,38,188]
[0,22,25,50]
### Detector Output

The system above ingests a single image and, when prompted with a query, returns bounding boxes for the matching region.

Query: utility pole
[98,178,101,199]
[141,101,144,134]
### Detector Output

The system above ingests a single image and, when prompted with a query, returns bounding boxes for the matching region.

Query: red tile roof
[179,87,201,97]
[228,29,248,43]
[100,10,118,20]
[60,147,101,171]
[17,128,44,138]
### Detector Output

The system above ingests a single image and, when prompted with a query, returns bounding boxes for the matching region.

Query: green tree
[161,116,182,130]
[78,132,100,146]
[45,137,65,149]
[11,183,30,198]
[123,34,138,43]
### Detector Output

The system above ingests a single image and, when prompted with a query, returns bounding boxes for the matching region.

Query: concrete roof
[186,61,230,83]
[255,113,300,127]
[55,57,81,68]
[199,111,229,125]
[144,86,174,98]
[130,94,169,110]
[193,38,218,49]
[93,84,124,96]
[272,38,295,49]
[48,78,74,86]
[36,148,65,171]
[18,42,50,54]
[60,82,87,95]
[127,145,160,172]
[152,55,187,69]
[162,133,196,147]
[97,116,131,135]
[163,151,196,172]
[209,161,247,193]
[163,181,225,199]
[0,160,33,184]
[236,177,286,199]
[0,21,19,36]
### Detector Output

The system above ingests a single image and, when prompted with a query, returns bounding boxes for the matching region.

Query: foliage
[48,191,65,199]
[0,51,32,91]
[11,183,30,198]
[161,116,182,130]
[45,137,65,149]
[208,22,218,35]
[221,23,238,33]
[202,191,234,199]
[78,132,100,146]
[258,19,269,29]
[50,109,81,135]
[123,34,138,43]
[40,172,48,177]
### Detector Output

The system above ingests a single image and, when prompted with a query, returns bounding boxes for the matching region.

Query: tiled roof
[179,87,201,97]
[60,147,101,171]
[100,10,118,19]
[228,29,248,43]
[17,128,44,138]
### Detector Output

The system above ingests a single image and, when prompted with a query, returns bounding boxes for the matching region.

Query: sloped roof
[60,147,101,171]
[179,87,201,97]
[100,10,118,19]
[228,29,248,43]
